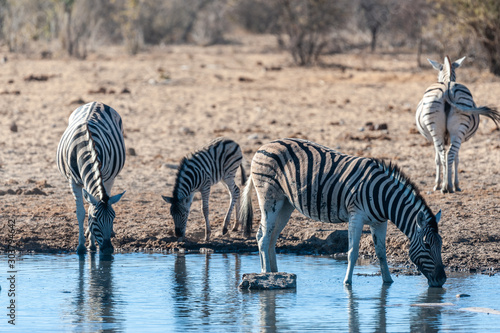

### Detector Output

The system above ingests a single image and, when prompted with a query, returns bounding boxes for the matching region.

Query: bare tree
[358,0,399,52]
[276,0,350,66]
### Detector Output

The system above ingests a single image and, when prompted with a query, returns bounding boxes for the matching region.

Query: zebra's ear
[109,191,126,205]
[435,210,442,223]
[162,196,173,204]
[453,56,466,68]
[416,211,428,230]
[428,59,442,71]
[83,189,99,206]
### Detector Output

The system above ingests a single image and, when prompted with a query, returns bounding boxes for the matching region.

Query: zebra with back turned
[240,138,446,287]
[57,102,126,255]
[416,56,500,193]
[162,137,246,241]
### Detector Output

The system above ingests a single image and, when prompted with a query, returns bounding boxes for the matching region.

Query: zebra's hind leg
[257,198,289,273]
[344,210,366,285]
[433,146,443,191]
[267,199,294,272]
[221,177,240,234]
[71,181,87,255]
[443,138,462,193]
[453,151,461,192]
[432,138,446,191]
[370,222,393,284]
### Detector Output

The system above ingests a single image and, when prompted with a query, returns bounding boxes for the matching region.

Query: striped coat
[241,138,446,287]
[416,56,500,193]
[162,137,246,241]
[57,102,126,254]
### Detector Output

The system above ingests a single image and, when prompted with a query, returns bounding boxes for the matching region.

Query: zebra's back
[251,138,383,224]
[172,137,243,199]
[56,102,125,197]
[446,82,480,141]
[416,82,448,142]
[416,82,481,143]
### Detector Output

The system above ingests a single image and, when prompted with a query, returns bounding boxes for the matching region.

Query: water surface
[1,253,499,332]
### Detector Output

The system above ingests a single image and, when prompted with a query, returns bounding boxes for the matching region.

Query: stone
[239,272,297,290]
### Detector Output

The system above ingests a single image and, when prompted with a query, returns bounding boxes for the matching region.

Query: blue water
[0,253,499,332]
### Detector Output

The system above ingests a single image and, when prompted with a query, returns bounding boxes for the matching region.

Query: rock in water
[239,272,297,290]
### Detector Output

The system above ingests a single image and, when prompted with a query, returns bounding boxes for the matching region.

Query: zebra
[416,56,500,193]
[162,137,247,241]
[57,102,126,255]
[240,138,446,287]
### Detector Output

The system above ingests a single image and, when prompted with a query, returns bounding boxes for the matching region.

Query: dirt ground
[1,34,499,275]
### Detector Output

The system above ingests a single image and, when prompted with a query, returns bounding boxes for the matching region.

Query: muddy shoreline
[1,35,499,276]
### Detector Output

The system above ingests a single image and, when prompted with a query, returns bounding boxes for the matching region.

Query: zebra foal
[57,102,126,255]
[240,138,446,287]
[162,137,246,241]
[416,56,500,193]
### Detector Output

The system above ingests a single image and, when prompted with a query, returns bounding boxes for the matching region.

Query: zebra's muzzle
[427,264,446,288]
[100,239,114,255]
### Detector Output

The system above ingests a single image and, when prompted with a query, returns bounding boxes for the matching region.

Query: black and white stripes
[240,138,446,287]
[416,56,500,193]
[57,102,126,254]
[162,137,246,241]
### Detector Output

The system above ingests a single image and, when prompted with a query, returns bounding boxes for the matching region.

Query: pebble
[456,293,471,298]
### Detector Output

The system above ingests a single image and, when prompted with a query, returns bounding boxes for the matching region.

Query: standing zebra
[162,137,246,241]
[416,56,500,193]
[57,102,126,255]
[240,138,446,287]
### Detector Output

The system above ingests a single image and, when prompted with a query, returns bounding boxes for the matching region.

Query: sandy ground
[1,34,499,275]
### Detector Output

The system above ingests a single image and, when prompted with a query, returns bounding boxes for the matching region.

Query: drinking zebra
[240,138,446,287]
[162,137,246,241]
[416,56,500,193]
[57,102,126,255]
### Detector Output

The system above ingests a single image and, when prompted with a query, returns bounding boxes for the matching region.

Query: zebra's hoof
[433,185,441,191]
[454,187,462,192]
[222,227,228,235]
[88,244,97,252]
[76,244,87,255]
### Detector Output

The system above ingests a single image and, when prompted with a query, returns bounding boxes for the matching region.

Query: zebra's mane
[374,159,437,230]
[85,123,109,204]
[172,155,194,200]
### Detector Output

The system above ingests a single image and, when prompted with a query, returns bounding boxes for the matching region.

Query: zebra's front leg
[71,181,87,255]
[370,222,393,284]
[223,177,241,234]
[344,211,365,285]
[86,228,97,252]
[200,187,212,241]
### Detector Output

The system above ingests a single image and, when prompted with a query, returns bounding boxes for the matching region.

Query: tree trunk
[63,7,73,56]
[370,26,378,52]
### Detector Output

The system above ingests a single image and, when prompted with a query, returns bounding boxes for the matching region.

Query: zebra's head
[83,189,126,255]
[428,56,466,83]
[162,195,193,239]
[409,210,446,288]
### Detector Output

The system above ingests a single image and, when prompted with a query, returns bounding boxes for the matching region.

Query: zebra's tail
[240,163,247,186]
[445,91,500,128]
[240,174,254,238]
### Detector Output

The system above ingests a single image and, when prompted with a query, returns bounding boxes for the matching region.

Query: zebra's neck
[172,157,204,200]
[376,162,431,240]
